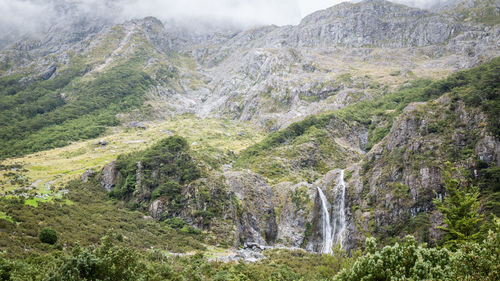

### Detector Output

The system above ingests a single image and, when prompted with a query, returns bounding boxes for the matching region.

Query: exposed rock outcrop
[349,95,499,246]
[100,161,120,192]
[225,170,278,245]
[149,199,166,220]
[81,170,95,183]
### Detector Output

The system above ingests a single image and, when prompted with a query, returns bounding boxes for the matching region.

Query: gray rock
[225,170,277,245]
[39,65,56,80]
[100,161,120,192]
[81,170,95,183]
[97,139,109,146]
[127,122,147,129]
[215,249,266,263]
[149,199,166,220]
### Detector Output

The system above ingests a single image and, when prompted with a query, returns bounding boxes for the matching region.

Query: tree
[450,216,500,281]
[433,162,483,249]
[39,227,58,245]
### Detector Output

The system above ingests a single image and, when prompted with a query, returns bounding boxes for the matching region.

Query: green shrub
[335,236,452,280]
[52,235,141,281]
[39,228,58,245]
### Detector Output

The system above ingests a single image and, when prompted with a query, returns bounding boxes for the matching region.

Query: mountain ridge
[0,1,499,276]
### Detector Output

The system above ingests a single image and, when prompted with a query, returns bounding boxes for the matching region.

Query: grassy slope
[0,117,264,196]
[0,179,206,259]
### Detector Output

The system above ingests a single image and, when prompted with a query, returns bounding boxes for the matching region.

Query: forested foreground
[0,221,498,280]
[1,167,499,280]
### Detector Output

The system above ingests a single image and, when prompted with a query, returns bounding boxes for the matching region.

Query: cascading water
[317,170,347,254]
[331,170,346,248]
[317,187,333,254]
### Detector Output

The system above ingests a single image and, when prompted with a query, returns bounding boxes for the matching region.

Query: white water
[331,170,347,248]
[317,170,347,254]
[317,186,333,254]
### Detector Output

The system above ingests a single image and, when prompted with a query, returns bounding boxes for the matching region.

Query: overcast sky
[0,0,456,36]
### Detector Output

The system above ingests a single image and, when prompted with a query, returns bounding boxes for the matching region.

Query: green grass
[23,199,39,207]
[0,179,206,259]
[0,211,13,223]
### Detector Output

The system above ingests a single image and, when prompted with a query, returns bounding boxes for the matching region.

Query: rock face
[348,95,500,246]
[149,199,166,220]
[39,65,57,80]
[293,0,458,48]
[127,122,147,129]
[2,0,499,131]
[274,181,315,248]
[225,171,278,246]
[100,161,120,192]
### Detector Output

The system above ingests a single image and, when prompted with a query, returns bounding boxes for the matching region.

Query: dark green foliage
[151,180,181,200]
[449,217,500,281]
[450,56,500,138]
[336,218,500,281]
[335,236,452,280]
[51,235,140,281]
[113,136,200,213]
[0,255,14,280]
[433,163,483,248]
[165,217,188,229]
[2,222,500,280]
[141,136,201,185]
[0,63,153,159]
[477,166,500,217]
[39,227,58,245]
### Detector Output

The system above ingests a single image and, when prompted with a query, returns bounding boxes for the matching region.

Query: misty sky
[0,0,456,35]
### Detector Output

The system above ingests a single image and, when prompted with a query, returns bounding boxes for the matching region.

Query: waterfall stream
[317,170,347,254]
[332,170,346,248]
[317,187,333,254]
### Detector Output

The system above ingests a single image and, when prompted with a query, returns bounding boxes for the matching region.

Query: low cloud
[0,0,459,39]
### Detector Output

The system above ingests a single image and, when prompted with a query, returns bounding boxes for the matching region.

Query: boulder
[81,170,95,183]
[97,139,109,146]
[100,161,120,192]
[149,199,166,220]
[127,122,147,129]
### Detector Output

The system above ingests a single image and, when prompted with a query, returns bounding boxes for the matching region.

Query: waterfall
[331,170,346,248]
[316,187,333,254]
[317,170,347,254]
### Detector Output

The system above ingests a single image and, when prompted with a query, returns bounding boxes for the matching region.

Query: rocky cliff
[2,1,499,130]
[1,0,499,254]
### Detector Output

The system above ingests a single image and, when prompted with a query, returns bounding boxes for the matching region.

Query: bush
[39,228,58,245]
[53,235,141,281]
[335,236,453,280]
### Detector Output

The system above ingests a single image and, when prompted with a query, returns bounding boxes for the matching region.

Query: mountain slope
[0,0,499,267]
[1,1,499,160]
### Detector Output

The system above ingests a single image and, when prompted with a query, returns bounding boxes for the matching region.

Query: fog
[0,0,458,37]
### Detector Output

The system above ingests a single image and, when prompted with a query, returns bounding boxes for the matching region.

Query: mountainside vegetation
[0,62,153,159]
[1,0,500,280]
[0,56,497,280]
